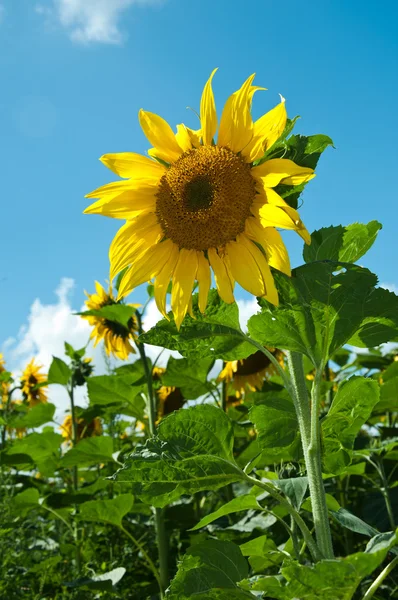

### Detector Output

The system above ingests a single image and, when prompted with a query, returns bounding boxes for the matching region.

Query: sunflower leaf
[62,436,115,467]
[248,262,380,367]
[140,289,255,361]
[347,286,398,348]
[161,356,215,399]
[48,357,72,386]
[79,494,134,527]
[8,402,56,429]
[303,221,382,264]
[112,405,245,507]
[77,304,136,329]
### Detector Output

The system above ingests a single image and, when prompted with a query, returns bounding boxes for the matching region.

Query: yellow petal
[154,244,179,318]
[200,68,218,145]
[85,178,157,200]
[218,74,256,152]
[197,251,211,314]
[186,127,202,148]
[238,234,279,305]
[109,214,162,280]
[244,97,287,162]
[100,152,165,179]
[118,239,175,299]
[226,239,266,297]
[171,249,198,329]
[251,158,315,187]
[245,218,291,276]
[251,201,310,245]
[208,248,235,304]
[175,124,193,153]
[139,109,183,164]
[84,188,156,219]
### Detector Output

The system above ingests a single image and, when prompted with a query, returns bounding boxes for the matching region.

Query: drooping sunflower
[21,359,48,407]
[83,281,139,360]
[85,70,314,328]
[152,366,185,419]
[218,349,285,397]
[60,413,102,442]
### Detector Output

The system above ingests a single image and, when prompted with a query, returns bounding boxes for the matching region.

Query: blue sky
[1,0,397,349]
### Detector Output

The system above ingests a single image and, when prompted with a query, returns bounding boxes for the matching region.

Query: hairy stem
[136,311,169,598]
[287,351,334,559]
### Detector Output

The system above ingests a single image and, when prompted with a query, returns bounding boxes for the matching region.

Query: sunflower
[0,353,9,405]
[60,414,102,442]
[21,359,48,407]
[84,70,314,328]
[218,349,285,397]
[83,281,139,360]
[152,366,185,419]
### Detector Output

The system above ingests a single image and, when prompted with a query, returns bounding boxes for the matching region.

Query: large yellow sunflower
[85,70,314,328]
[218,349,285,397]
[21,359,48,407]
[83,281,139,360]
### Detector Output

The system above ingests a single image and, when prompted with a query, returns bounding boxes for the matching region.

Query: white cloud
[37,0,160,45]
[380,282,398,295]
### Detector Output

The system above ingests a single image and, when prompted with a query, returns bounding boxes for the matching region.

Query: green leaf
[79,494,134,527]
[302,493,341,513]
[87,375,145,419]
[6,431,63,476]
[166,539,249,600]
[348,286,398,348]
[275,477,308,509]
[8,402,56,429]
[161,356,215,399]
[240,535,283,572]
[248,262,378,367]
[48,357,72,385]
[303,221,382,264]
[62,436,114,467]
[322,377,380,474]
[249,391,300,460]
[113,405,245,507]
[78,304,136,329]
[190,495,262,531]
[64,342,85,360]
[330,508,378,537]
[64,567,126,592]
[140,290,255,361]
[13,488,40,516]
[377,376,398,412]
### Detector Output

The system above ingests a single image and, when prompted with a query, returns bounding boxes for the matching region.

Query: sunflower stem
[286,351,334,559]
[67,382,82,575]
[136,311,169,598]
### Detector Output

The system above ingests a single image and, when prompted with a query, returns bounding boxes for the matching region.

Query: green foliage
[62,436,114,467]
[78,303,137,328]
[190,495,263,531]
[87,374,145,418]
[8,402,55,428]
[48,356,72,385]
[79,494,134,527]
[161,356,215,399]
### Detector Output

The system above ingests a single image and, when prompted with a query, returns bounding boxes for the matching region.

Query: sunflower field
[1,72,397,600]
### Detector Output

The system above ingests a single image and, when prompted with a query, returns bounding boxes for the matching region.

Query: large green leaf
[48,357,72,385]
[166,539,250,600]
[6,431,63,475]
[240,535,283,572]
[190,495,262,531]
[13,488,40,516]
[140,290,255,361]
[330,508,378,537]
[87,375,145,419]
[8,402,56,429]
[113,405,245,507]
[303,221,381,264]
[248,262,378,367]
[64,567,126,592]
[161,356,215,399]
[348,286,398,348]
[78,303,136,328]
[62,436,114,467]
[79,494,134,527]
[322,377,380,474]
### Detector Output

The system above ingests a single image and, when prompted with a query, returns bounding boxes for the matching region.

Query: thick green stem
[362,555,398,600]
[68,384,81,574]
[287,352,334,559]
[136,312,169,598]
[244,473,322,561]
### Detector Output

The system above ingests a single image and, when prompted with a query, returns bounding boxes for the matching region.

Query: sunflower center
[156,145,256,250]
[235,351,271,376]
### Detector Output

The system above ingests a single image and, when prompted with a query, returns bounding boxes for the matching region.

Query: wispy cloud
[36,0,160,45]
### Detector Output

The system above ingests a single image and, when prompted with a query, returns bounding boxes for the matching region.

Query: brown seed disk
[235,351,271,376]
[156,145,256,250]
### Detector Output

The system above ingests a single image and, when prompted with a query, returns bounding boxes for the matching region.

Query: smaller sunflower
[0,353,10,405]
[152,366,185,419]
[218,349,284,397]
[21,359,48,407]
[60,414,102,442]
[83,281,139,360]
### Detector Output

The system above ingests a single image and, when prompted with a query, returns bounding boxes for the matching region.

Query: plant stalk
[287,351,334,559]
[362,555,398,600]
[68,383,82,574]
[136,311,169,598]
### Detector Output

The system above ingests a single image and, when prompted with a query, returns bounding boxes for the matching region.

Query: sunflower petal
[197,251,211,313]
[251,158,315,187]
[238,234,279,305]
[226,239,266,297]
[100,152,165,179]
[84,188,156,219]
[244,97,287,162]
[245,218,291,276]
[218,74,256,153]
[200,68,218,146]
[118,240,175,299]
[208,248,235,304]
[154,244,179,318]
[175,124,193,153]
[139,109,183,163]
[251,202,310,244]
[171,249,198,329]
